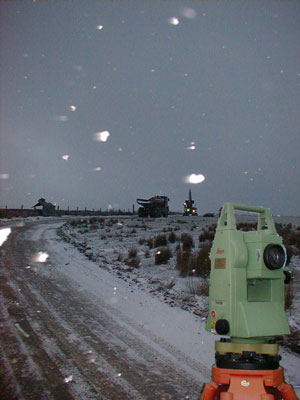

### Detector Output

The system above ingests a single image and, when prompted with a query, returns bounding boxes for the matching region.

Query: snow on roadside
[57,216,212,317]
[10,215,300,390]
[51,215,300,386]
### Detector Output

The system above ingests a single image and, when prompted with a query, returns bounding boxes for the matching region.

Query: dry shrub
[147,237,154,249]
[168,231,177,244]
[276,223,300,246]
[186,278,209,296]
[128,248,138,258]
[285,282,294,311]
[89,223,98,230]
[176,243,212,278]
[154,234,167,248]
[194,243,212,278]
[180,233,194,250]
[176,247,191,277]
[126,257,140,268]
[199,228,215,242]
[155,247,172,265]
[274,223,300,264]
[125,247,140,268]
[285,245,294,266]
[237,222,256,231]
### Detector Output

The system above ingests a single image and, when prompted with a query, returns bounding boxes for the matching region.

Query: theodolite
[200,202,298,400]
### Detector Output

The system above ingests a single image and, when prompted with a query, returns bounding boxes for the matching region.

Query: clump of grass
[126,257,140,268]
[176,243,212,278]
[154,234,167,248]
[116,253,123,262]
[194,243,212,278]
[107,218,119,226]
[125,247,140,268]
[186,278,209,296]
[199,227,215,242]
[180,233,194,250]
[285,282,294,311]
[168,231,177,244]
[237,222,256,231]
[128,248,138,258]
[285,245,294,266]
[176,247,192,277]
[147,237,154,249]
[89,223,98,230]
[272,223,300,263]
[155,247,172,265]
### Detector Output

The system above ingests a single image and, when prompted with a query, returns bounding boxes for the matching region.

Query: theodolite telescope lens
[263,244,286,270]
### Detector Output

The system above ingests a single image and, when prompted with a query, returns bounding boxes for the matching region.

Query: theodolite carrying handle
[218,202,277,234]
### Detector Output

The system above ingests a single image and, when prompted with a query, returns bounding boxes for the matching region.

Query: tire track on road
[1,221,205,399]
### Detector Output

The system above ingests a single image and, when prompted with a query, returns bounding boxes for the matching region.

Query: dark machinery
[137,196,169,218]
[183,189,197,216]
[33,198,56,216]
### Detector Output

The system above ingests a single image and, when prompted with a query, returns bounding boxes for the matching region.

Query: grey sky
[1,1,300,215]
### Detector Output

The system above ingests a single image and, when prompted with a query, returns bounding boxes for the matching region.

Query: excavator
[33,198,56,216]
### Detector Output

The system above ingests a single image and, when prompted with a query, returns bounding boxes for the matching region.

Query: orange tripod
[200,366,299,400]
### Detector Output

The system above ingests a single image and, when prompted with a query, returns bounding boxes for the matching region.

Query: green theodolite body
[206,202,290,341]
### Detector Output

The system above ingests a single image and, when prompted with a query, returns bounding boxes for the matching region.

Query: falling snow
[64,375,73,384]
[55,115,69,122]
[184,174,206,184]
[93,131,110,143]
[168,17,179,26]
[181,7,197,19]
[33,252,49,263]
[0,173,9,180]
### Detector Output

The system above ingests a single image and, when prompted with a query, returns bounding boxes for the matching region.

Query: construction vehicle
[137,195,169,218]
[33,198,56,216]
[183,189,197,216]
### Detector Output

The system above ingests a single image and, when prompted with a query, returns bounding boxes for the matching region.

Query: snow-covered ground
[57,215,300,331]
[54,215,300,385]
[1,215,300,397]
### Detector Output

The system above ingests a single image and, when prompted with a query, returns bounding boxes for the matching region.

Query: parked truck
[137,195,169,218]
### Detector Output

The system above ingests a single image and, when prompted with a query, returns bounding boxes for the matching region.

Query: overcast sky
[1,1,300,215]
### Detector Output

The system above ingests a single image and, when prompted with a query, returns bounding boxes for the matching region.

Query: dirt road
[0,219,207,399]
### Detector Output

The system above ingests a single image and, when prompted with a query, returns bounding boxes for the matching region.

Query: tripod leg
[277,383,299,400]
[200,381,219,400]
